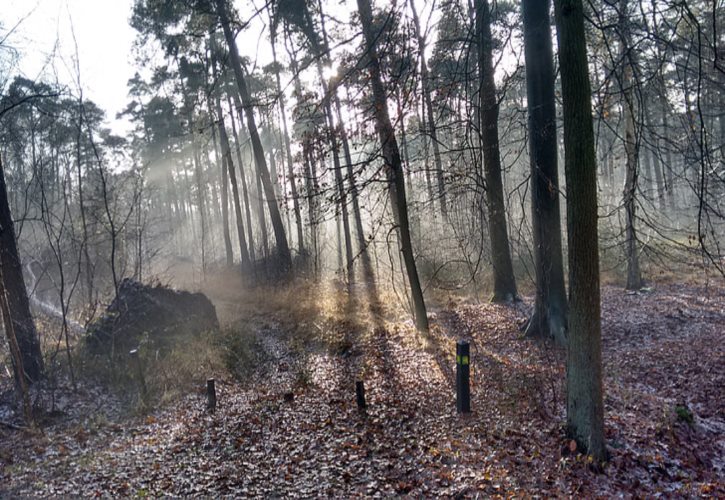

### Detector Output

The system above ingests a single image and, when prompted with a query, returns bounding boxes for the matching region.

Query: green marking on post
[461,356,469,366]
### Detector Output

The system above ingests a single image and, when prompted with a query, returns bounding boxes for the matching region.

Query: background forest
[0,0,723,496]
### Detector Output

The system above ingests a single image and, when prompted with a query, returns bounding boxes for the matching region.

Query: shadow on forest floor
[0,276,723,497]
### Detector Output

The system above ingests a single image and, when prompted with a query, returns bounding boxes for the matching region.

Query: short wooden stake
[129,349,148,404]
[355,380,366,411]
[456,341,471,413]
[206,378,217,412]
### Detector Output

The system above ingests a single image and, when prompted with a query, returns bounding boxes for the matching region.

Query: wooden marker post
[355,380,366,411]
[456,341,470,413]
[207,378,217,412]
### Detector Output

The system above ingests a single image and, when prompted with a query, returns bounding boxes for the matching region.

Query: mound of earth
[85,279,218,355]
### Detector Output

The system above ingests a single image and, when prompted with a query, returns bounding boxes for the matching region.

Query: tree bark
[357,0,429,333]
[476,0,518,302]
[228,95,257,263]
[409,0,447,217]
[522,0,567,345]
[554,0,606,462]
[0,157,44,384]
[216,0,291,271]
[269,33,305,253]
[619,0,643,290]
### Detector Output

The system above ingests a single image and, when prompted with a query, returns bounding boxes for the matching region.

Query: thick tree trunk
[357,0,429,333]
[0,159,44,384]
[476,0,518,302]
[216,0,291,271]
[522,0,567,345]
[554,0,606,462]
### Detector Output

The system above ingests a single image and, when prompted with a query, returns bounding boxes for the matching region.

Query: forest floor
[0,276,723,497]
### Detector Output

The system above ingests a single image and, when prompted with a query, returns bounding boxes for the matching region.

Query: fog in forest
[0,0,723,496]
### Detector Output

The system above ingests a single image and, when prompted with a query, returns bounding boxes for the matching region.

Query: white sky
[0,0,459,136]
[3,0,137,133]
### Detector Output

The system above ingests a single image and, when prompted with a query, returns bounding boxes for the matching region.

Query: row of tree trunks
[215,0,291,272]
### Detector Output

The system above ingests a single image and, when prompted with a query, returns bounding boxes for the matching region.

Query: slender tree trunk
[645,105,666,208]
[420,100,436,212]
[255,147,270,259]
[554,0,606,462]
[228,96,257,263]
[620,0,643,290]
[214,92,251,269]
[335,90,375,284]
[522,0,567,344]
[191,142,207,275]
[216,0,291,271]
[314,65,354,284]
[269,35,305,254]
[476,0,518,302]
[303,144,320,276]
[357,0,429,333]
[75,109,93,307]
[0,158,44,384]
[409,0,447,217]
[210,101,234,266]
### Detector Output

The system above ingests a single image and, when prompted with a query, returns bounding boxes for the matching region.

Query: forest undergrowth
[0,271,723,497]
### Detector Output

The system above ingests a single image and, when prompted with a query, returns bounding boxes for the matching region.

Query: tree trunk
[522,0,567,344]
[409,0,447,217]
[213,92,251,269]
[191,140,207,274]
[315,4,373,284]
[476,0,518,302]
[216,0,291,271]
[269,34,305,253]
[228,96,257,263]
[644,104,666,208]
[335,90,375,284]
[619,0,643,290]
[554,0,606,462]
[255,146,270,259]
[315,66,354,284]
[357,0,429,333]
[210,100,234,266]
[0,158,44,384]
